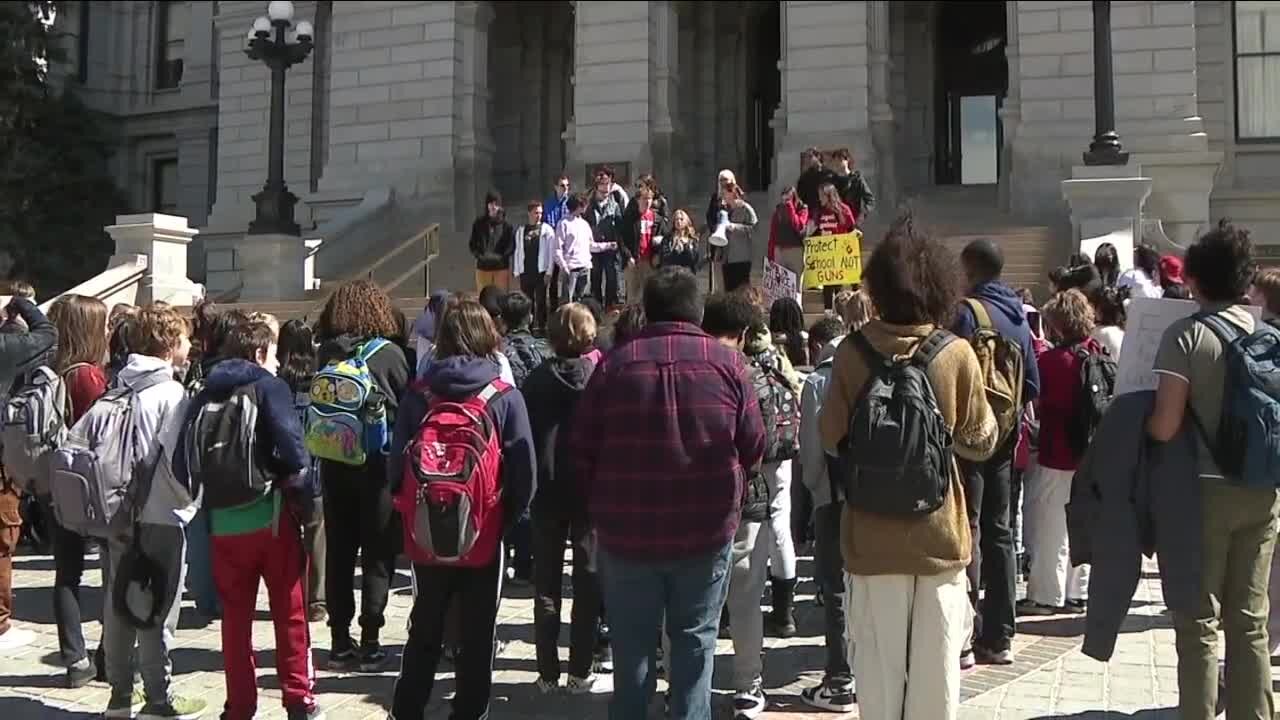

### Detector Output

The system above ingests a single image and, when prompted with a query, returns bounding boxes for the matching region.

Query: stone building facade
[61,1,1280,295]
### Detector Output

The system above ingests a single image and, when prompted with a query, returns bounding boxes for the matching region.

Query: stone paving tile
[0,550,1196,719]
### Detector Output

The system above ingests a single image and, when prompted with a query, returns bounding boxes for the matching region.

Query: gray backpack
[1,364,84,495]
[48,374,166,537]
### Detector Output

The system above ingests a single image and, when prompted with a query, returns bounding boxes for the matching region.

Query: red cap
[1159,255,1184,285]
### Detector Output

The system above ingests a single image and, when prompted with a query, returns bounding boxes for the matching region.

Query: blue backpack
[1191,312,1280,488]
[305,339,390,466]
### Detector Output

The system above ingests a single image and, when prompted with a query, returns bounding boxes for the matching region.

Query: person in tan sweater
[819,216,998,720]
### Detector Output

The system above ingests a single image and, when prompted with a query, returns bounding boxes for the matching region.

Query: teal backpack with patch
[305,339,390,466]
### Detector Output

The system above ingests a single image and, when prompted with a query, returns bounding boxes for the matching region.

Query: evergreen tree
[0,1,124,295]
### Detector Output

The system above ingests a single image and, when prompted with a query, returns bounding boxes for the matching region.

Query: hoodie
[388,355,536,539]
[468,211,516,271]
[119,354,196,528]
[799,336,845,508]
[522,356,595,510]
[952,281,1042,403]
[175,359,313,535]
[0,298,57,397]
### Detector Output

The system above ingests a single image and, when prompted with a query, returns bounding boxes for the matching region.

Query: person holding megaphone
[711,178,758,293]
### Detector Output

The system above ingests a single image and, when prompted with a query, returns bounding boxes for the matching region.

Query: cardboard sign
[803,231,863,289]
[762,259,802,309]
[1115,297,1262,396]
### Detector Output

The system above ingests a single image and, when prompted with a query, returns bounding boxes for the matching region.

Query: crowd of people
[0,152,1278,720]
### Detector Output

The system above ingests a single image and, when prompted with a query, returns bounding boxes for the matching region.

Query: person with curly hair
[1089,285,1128,359]
[1149,221,1273,720]
[314,280,410,672]
[818,214,997,720]
[1020,289,1096,618]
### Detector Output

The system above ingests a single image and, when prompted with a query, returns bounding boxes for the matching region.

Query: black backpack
[1067,343,1117,462]
[185,385,272,510]
[842,330,957,516]
[748,349,801,463]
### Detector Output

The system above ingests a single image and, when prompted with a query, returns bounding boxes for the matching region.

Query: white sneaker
[732,680,767,719]
[566,674,597,695]
[800,679,856,712]
[0,626,35,651]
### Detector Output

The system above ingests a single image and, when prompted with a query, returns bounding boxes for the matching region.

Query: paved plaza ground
[0,548,1211,719]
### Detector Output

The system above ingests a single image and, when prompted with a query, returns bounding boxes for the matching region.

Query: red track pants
[212,521,316,719]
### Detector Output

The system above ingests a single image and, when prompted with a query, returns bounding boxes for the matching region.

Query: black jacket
[620,193,672,262]
[658,237,703,273]
[523,356,594,511]
[829,170,875,218]
[796,165,835,212]
[469,214,516,271]
[0,299,57,397]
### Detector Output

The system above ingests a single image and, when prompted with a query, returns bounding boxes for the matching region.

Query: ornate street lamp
[1083,0,1128,166]
[245,1,314,235]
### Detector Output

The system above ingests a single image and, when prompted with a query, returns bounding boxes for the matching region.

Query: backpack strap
[355,338,391,363]
[965,298,994,331]
[912,329,958,368]
[850,331,891,376]
[1194,310,1247,345]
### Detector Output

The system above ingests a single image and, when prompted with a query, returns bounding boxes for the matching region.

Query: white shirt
[1091,325,1125,359]
[1117,269,1162,299]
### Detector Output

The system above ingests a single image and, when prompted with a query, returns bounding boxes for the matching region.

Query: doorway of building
[746,2,781,191]
[934,1,1007,186]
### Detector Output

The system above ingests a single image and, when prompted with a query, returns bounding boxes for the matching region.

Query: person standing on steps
[808,183,857,311]
[719,181,759,294]
[0,293,58,654]
[585,167,628,307]
[469,190,516,292]
[513,201,556,333]
[826,147,875,222]
[951,238,1041,667]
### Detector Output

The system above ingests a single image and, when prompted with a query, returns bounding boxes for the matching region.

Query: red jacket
[1036,337,1103,471]
[767,199,809,261]
[64,364,107,425]
[814,202,856,236]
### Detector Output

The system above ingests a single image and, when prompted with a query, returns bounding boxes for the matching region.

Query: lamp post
[245,1,314,235]
[1083,0,1128,166]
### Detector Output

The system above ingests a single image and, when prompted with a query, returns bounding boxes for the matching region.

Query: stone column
[650,0,679,196]
[868,0,896,213]
[677,8,697,201]
[105,214,202,306]
[768,1,789,199]
[999,0,1021,213]
[697,3,717,185]
[521,9,546,199]
[455,0,497,228]
[543,16,569,182]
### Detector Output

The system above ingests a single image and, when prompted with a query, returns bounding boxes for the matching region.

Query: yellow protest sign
[803,230,863,289]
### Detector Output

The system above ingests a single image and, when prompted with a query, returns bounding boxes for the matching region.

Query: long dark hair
[1093,243,1120,287]
[1134,244,1161,280]
[276,319,316,394]
[769,297,808,367]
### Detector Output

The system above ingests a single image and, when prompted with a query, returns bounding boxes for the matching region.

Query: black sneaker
[326,647,358,671]
[1065,598,1087,613]
[359,644,388,673]
[67,658,96,689]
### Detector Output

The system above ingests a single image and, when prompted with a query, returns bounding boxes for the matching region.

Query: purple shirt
[571,322,766,560]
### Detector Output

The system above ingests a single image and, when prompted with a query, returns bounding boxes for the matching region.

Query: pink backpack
[394,379,508,567]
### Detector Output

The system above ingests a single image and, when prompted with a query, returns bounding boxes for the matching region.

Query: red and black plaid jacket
[572,322,766,561]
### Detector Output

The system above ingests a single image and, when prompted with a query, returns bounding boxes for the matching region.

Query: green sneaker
[138,695,207,720]
[104,689,146,719]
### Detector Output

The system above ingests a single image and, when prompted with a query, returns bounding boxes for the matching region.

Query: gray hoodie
[799,336,845,508]
[722,201,759,266]
[118,354,198,527]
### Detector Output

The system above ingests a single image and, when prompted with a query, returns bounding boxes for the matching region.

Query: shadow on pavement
[0,697,100,719]
[1037,710,1176,719]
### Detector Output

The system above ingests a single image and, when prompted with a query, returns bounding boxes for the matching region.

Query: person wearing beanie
[470,190,516,291]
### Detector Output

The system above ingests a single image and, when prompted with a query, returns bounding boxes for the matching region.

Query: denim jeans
[103,524,187,702]
[599,542,732,720]
[185,508,220,615]
[814,503,852,684]
[559,267,590,305]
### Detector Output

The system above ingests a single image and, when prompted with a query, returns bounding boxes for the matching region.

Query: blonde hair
[49,294,109,371]
[1042,288,1096,343]
[672,209,697,248]
[835,289,874,331]
[548,303,597,358]
[1254,268,1280,315]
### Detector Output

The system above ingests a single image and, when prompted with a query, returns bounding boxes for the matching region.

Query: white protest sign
[1114,298,1263,396]
[762,259,802,309]
[1080,226,1134,271]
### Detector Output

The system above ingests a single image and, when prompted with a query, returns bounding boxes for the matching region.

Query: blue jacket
[1068,391,1202,661]
[174,359,314,496]
[544,192,571,232]
[952,281,1041,402]
[388,355,536,537]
